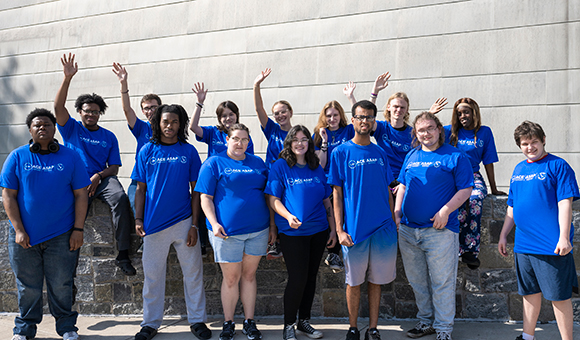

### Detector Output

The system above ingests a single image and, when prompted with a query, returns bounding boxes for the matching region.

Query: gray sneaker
[296,319,323,339]
[325,253,344,273]
[283,324,297,340]
[436,331,452,340]
[406,322,435,338]
[365,328,381,340]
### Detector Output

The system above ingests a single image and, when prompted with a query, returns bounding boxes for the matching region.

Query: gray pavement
[1,314,577,340]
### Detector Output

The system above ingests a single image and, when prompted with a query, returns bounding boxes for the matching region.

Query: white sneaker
[12,335,27,340]
[63,331,79,340]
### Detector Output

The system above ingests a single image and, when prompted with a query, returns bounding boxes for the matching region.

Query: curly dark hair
[150,104,189,144]
[279,125,319,170]
[26,108,56,128]
[74,93,108,114]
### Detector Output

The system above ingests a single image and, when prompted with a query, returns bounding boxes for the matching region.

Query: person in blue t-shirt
[311,100,354,274]
[265,125,337,340]
[498,121,579,340]
[195,124,270,340]
[395,112,473,340]
[54,53,136,276]
[132,104,211,340]
[444,98,506,269]
[1,109,90,340]
[112,62,161,215]
[188,82,255,157]
[328,100,398,340]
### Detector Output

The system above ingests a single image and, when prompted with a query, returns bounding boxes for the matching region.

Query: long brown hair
[279,125,320,170]
[449,98,481,147]
[313,101,348,147]
[215,101,240,133]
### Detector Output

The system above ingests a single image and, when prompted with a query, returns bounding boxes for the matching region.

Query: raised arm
[112,62,137,129]
[253,68,272,128]
[343,81,357,106]
[54,53,77,127]
[429,97,448,114]
[369,71,390,104]
[315,128,329,169]
[483,163,506,195]
[189,82,207,138]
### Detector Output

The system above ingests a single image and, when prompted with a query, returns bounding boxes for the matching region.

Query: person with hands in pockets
[498,121,578,340]
[195,124,270,340]
[266,125,337,340]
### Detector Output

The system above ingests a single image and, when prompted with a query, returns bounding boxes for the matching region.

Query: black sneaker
[267,242,283,259]
[406,322,435,338]
[514,336,524,340]
[220,320,235,340]
[296,319,323,339]
[346,327,360,340]
[460,252,480,270]
[365,328,381,340]
[242,319,262,340]
[325,253,344,273]
[283,324,297,340]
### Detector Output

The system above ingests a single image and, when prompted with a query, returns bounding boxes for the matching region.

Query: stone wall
[0,196,579,321]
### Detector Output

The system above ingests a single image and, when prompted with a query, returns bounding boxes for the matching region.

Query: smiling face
[386,97,409,124]
[291,131,309,159]
[220,108,237,131]
[273,103,292,128]
[29,116,56,145]
[141,99,160,122]
[519,136,546,162]
[325,107,341,131]
[79,103,101,130]
[351,107,375,136]
[226,129,250,160]
[159,111,180,144]
[457,103,474,129]
[415,118,442,151]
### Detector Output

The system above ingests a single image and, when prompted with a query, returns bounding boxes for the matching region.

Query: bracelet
[370,92,377,97]
[121,90,129,94]
[196,102,204,108]
[321,146,328,152]
[321,142,328,146]
[73,227,84,232]
[135,218,144,222]
[191,225,198,229]
[97,173,103,180]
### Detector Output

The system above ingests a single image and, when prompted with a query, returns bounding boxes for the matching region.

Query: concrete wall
[1,0,579,191]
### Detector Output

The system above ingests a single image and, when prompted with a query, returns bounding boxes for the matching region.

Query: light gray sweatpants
[141,217,206,328]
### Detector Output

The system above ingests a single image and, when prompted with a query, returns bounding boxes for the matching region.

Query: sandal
[135,326,157,340]
[191,322,212,340]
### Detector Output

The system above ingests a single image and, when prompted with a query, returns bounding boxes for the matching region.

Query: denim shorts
[208,227,269,263]
[515,252,578,301]
[342,227,398,286]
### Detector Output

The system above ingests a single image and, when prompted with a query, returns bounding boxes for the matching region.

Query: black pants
[279,229,328,325]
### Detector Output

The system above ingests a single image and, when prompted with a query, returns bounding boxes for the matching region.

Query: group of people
[1,54,578,340]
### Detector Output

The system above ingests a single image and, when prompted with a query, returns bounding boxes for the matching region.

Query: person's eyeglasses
[81,109,102,116]
[416,126,439,135]
[292,138,309,144]
[353,115,375,122]
[142,105,158,112]
[230,137,250,144]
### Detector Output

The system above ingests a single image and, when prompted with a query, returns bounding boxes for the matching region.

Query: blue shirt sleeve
[480,127,499,166]
[107,132,122,166]
[0,149,19,190]
[327,147,343,187]
[71,151,91,190]
[454,152,475,190]
[194,158,218,195]
[553,158,580,202]
[189,146,203,182]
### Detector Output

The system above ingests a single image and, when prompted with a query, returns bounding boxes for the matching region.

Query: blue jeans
[9,228,79,337]
[398,224,458,333]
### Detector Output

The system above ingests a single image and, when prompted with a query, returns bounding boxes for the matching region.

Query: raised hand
[112,62,128,83]
[61,53,78,78]
[429,97,448,114]
[192,82,207,104]
[254,68,272,87]
[372,72,391,93]
[343,81,356,98]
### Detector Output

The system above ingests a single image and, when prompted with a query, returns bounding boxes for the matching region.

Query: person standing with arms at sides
[189,82,255,157]
[2,109,90,340]
[54,53,136,276]
[344,72,447,184]
[329,100,398,340]
[195,124,271,340]
[112,62,161,215]
[444,98,505,269]
[266,125,337,340]
[133,104,210,340]
[498,121,578,340]
[395,112,473,340]
[312,100,353,273]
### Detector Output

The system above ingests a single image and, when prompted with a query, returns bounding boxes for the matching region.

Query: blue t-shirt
[0,145,91,245]
[132,142,202,235]
[196,125,255,157]
[397,144,474,232]
[130,119,152,159]
[57,117,122,176]
[328,141,396,244]
[373,121,413,179]
[195,151,269,236]
[262,118,288,168]
[507,154,580,255]
[444,125,499,173]
[313,125,355,174]
[265,158,331,236]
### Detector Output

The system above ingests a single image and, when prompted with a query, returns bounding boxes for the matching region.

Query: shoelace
[299,320,316,333]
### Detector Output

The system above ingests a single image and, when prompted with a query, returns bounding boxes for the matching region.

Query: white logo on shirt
[406,161,436,169]
[511,172,547,183]
[403,145,411,151]
[538,172,547,180]
[180,156,187,164]
[148,156,180,165]
[212,140,224,146]
[224,167,255,175]
[80,136,104,147]
[434,161,441,168]
[101,141,107,148]
[287,177,320,186]
[348,158,382,170]
[23,162,56,172]
[478,139,484,147]
[57,163,65,171]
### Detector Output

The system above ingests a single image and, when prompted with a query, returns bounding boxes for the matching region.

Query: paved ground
[1,314,578,340]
